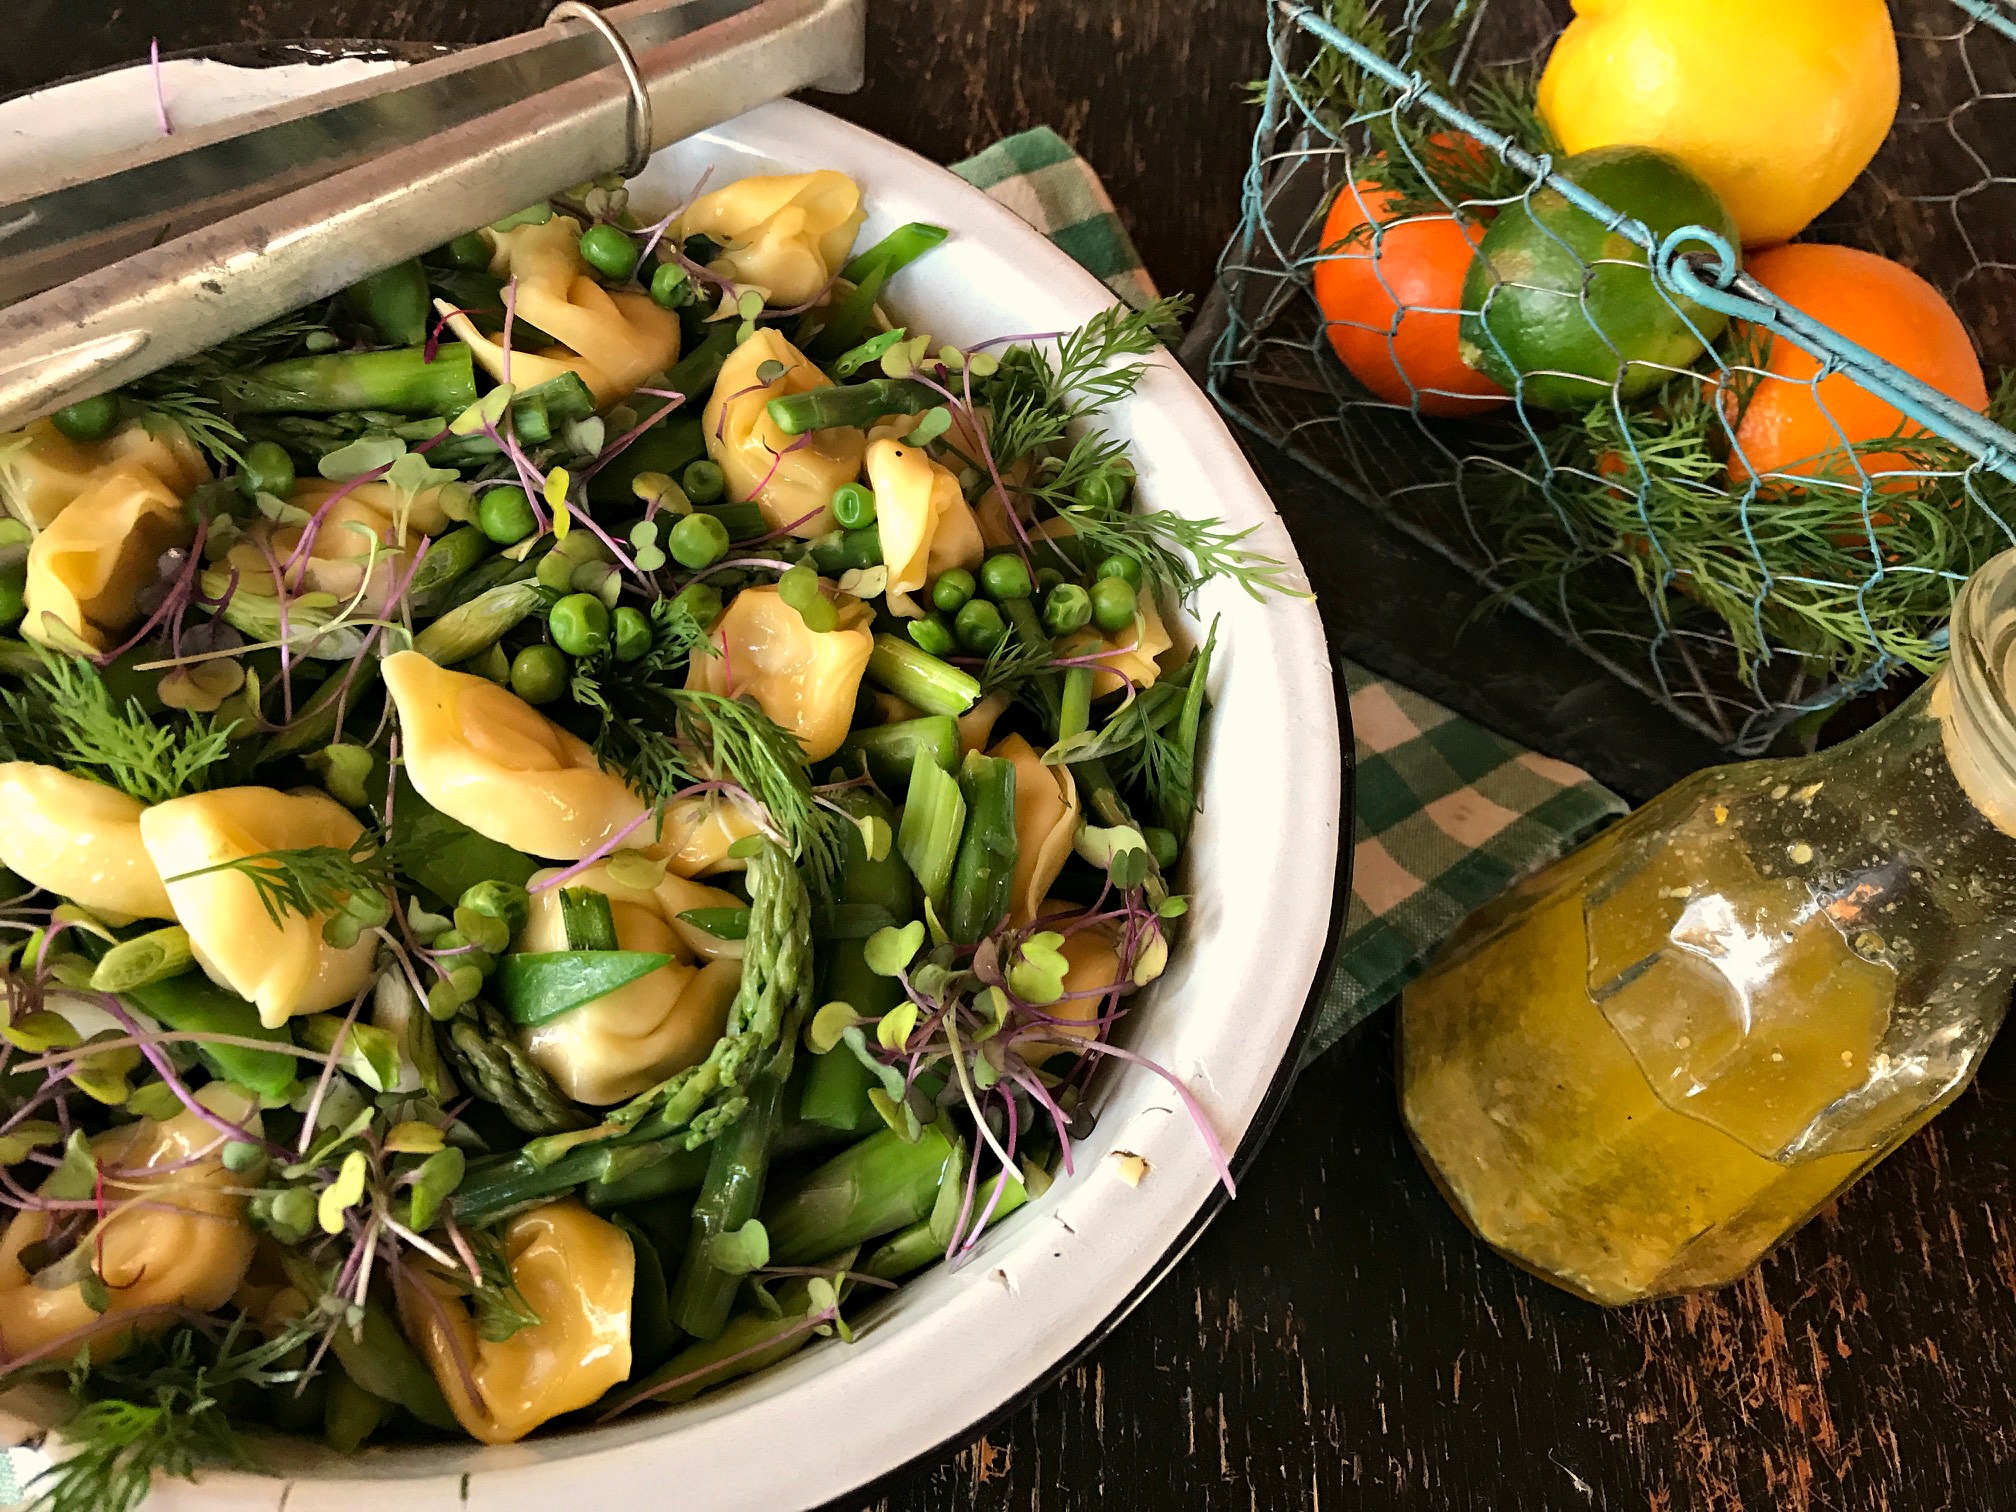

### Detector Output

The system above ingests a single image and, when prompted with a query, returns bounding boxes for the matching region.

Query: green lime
[1458,145,1739,412]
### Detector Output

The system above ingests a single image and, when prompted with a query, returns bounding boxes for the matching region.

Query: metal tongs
[0,0,867,432]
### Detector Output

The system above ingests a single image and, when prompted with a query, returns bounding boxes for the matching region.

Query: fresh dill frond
[1018,428,1133,509]
[126,309,330,467]
[1056,504,1305,604]
[466,1229,543,1344]
[163,833,392,927]
[20,1317,316,1512]
[984,296,1191,473]
[1,652,235,805]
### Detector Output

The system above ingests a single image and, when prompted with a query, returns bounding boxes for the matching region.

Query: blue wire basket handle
[1278,0,2016,486]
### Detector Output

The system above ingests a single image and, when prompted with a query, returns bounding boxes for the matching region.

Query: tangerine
[1730,244,1987,491]
[1312,179,1507,417]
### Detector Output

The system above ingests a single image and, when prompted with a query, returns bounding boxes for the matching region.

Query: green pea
[778,563,838,632]
[931,568,976,614]
[1077,464,1135,514]
[579,223,641,282]
[671,581,723,627]
[1097,554,1143,588]
[1090,575,1138,633]
[438,231,491,270]
[979,553,1033,602]
[50,393,121,444]
[510,644,568,704]
[649,261,691,309]
[1034,567,1065,597]
[548,593,611,657]
[459,879,531,937]
[681,460,725,504]
[830,483,876,531]
[1042,582,1092,636]
[1142,825,1180,871]
[0,570,25,628]
[478,484,537,545]
[669,512,730,569]
[955,598,1007,654]
[907,613,957,657]
[612,605,652,662]
[238,440,296,501]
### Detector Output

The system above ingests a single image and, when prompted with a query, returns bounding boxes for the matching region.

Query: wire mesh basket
[1209,0,2016,753]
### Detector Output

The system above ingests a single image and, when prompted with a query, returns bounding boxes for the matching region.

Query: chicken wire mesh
[1209,0,2016,753]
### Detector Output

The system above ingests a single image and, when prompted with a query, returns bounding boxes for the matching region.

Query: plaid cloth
[953,132,1631,1057]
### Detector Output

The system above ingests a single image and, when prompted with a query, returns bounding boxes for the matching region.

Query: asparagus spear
[228,343,479,416]
[947,750,1018,945]
[838,714,960,793]
[802,790,915,1134]
[404,525,493,611]
[411,580,544,665]
[667,1069,786,1340]
[866,633,981,716]
[863,1160,1044,1281]
[89,925,194,993]
[762,1122,959,1265]
[766,378,939,436]
[615,1264,854,1411]
[441,998,591,1135]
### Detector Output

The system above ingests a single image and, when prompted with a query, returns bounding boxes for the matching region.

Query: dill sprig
[1054,502,1305,603]
[983,296,1191,473]
[1,652,235,806]
[126,309,329,466]
[20,1316,318,1512]
[163,834,392,927]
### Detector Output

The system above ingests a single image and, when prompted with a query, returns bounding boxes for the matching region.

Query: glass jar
[1399,550,2016,1306]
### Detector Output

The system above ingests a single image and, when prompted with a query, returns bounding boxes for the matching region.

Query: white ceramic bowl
[0,57,1342,1511]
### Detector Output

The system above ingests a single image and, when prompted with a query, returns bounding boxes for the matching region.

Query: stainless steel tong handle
[0,0,866,433]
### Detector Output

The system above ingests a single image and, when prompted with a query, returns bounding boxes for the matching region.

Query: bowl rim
[0,50,1352,1510]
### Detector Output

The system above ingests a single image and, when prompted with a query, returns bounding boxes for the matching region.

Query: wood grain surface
[17,3,2016,1509]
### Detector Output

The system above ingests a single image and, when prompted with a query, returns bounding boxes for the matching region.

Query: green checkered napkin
[953,132,1630,1057]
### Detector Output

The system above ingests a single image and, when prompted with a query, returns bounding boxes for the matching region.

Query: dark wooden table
[20,4,2016,1509]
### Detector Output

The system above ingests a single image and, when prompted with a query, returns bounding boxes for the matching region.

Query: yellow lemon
[1537,0,1898,247]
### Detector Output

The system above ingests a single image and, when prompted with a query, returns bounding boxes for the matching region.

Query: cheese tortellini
[141,787,380,1028]
[0,1087,259,1361]
[703,329,867,538]
[440,216,681,408]
[680,171,866,306]
[517,861,745,1105]
[685,583,875,762]
[0,763,172,922]
[384,650,647,861]
[864,437,985,618]
[24,467,194,652]
[651,793,764,878]
[989,735,1080,928]
[398,1201,634,1445]
[0,417,208,531]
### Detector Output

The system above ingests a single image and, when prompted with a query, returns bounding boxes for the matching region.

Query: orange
[1730,244,1987,491]
[1312,179,1508,417]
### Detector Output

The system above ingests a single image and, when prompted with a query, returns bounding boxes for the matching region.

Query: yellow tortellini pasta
[383,651,648,861]
[0,418,208,531]
[680,171,866,306]
[398,1201,634,1445]
[140,787,380,1029]
[1033,909,1127,1051]
[863,437,985,618]
[703,329,867,538]
[1089,593,1174,698]
[23,468,193,652]
[0,763,172,922]
[648,793,764,879]
[516,861,745,1105]
[440,216,681,408]
[988,735,1080,928]
[0,1087,259,1361]
[225,479,456,618]
[685,583,875,762]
